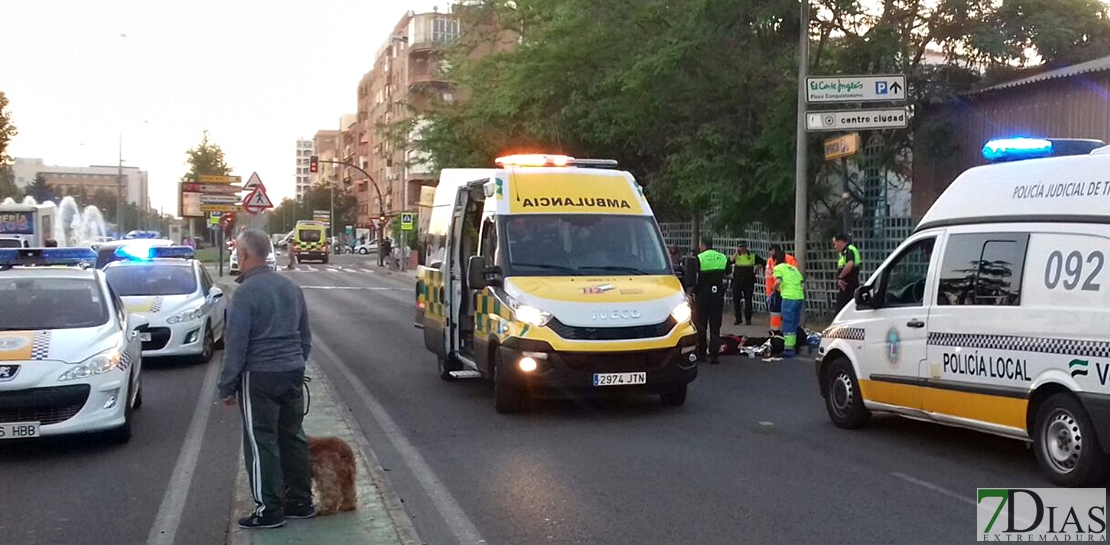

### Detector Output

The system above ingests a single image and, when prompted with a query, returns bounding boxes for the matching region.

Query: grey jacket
[218,265,312,398]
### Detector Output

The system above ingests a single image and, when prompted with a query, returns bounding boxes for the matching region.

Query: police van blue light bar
[982,137,1107,163]
[0,247,97,269]
[982,138,1053,162]
[115,245,195,261]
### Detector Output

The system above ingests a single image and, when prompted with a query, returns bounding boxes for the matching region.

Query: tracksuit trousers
[239,369,313,520]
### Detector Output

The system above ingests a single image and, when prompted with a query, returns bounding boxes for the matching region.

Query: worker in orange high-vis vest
[764,244,798,335]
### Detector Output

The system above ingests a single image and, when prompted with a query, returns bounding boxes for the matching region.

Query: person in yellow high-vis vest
[833,233,862,313]
[694,236,729,364]
[729,243,765,326]
[773,258,805,358]
[764,245,797,335]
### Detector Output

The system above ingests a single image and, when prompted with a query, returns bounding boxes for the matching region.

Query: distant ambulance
[415,154,698,413]
[816,137,1110,486]
[0,203,57,248]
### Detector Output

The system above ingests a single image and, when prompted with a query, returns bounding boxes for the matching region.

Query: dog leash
[302,375,312,416]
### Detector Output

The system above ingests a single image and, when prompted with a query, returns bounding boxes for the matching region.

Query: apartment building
[311,129,341,191]
[294,139,313,200]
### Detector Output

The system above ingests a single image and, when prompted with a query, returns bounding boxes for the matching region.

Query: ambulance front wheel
[659,384,687,406]
[825,357,870,429]
[1033,393,1110,487]
[493,356,525,414]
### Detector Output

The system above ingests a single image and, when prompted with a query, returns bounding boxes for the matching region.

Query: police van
[415,154,698,413]
[816,137,1110,486]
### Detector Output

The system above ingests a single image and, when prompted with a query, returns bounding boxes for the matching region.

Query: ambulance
[816,137,1110,486]
[415,154,698,413]
[292,220,329,264]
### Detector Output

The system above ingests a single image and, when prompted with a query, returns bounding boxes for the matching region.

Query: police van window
[880,237,935,308]
[937,233,1029,306]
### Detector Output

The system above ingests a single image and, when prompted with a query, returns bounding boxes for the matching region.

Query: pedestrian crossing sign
[401,213,414,231]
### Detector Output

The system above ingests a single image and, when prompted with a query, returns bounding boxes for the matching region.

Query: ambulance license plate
[593,372,647,387]
[0,422,40,440]
[140,333,152,342]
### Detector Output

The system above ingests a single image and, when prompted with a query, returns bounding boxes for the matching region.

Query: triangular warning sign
[242,172,265,193]
[244,188,274,210]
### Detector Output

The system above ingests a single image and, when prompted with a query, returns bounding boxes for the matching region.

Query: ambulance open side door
[445,180,487,369]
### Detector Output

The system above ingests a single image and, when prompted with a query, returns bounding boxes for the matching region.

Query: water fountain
[52,196,109,246]
[1,198,14,205]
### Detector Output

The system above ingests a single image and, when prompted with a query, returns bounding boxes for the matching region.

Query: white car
[103,248,227,363]
[229,244,277,275]
[354,241,378,255]
[0,248,145,443]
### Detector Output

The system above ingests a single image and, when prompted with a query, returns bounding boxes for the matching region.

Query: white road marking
[758,421,774,426]
[314,341,486,545]
[145,357,221,545]
[300,286,405,290]
[890,471,1034,525]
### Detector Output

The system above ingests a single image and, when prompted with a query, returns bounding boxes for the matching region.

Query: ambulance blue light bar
[982,137,1107,163]
[115,245,195,261]
[0,248,97,269]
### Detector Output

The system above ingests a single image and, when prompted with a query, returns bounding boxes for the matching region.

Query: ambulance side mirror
[855,284,874,309]
[467,256,501,289]
[679,256,699,290]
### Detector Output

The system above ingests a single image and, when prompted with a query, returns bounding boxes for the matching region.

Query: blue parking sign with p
[876,81,888,95]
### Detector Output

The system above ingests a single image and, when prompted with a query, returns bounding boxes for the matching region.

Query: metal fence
[659,216,919,318]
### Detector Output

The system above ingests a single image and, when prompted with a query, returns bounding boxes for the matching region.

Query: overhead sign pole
[794,0,810,273]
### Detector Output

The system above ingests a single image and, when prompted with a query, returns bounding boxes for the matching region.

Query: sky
[1,0,446,215]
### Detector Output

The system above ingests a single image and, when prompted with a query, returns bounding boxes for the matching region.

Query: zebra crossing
[283,265,382,274]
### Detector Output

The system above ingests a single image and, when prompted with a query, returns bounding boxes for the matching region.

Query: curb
[219,277,421,545]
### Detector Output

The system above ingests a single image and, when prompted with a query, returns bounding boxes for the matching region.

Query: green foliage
[24,173,55,204]
[181,130,232,182]
[419,0,1110,236]
[0,165,20,201]
[264,185,358,236]
[0,91,16,164]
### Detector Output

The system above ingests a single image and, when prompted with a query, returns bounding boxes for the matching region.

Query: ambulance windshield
[503,214,670,276]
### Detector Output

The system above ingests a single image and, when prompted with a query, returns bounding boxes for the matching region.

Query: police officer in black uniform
[693,236,729,364]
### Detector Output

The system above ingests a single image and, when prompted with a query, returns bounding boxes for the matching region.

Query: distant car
[103,247,226,363]
[354,241,378,255]
[0,247,145,443]
[123,230,161,240]
[95,239,173,269]
[0,238,26,248]
[228,243,276,275]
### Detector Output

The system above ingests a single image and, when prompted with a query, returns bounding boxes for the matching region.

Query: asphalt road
[296,255,1055,545]
[0,253,1060,545]
[0,351,241,545]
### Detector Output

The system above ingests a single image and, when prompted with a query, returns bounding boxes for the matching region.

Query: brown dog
[307,436,358,516]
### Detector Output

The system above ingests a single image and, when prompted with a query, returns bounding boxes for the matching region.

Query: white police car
[228,242,277,275]
[816,137,1110,486]
[0,248,145,443]
[102,245,227,363]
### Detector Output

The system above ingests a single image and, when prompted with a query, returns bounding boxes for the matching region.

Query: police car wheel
[825,357,870,429]
[438,355,461,381]
[493,356,524,414]
[214,310,227,350]
[107,380,134,444]
[197,326,215,364]
[660,384,687,406]
[1034,394,1110,487]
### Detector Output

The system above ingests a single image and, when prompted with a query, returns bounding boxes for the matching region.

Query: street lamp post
[117,132,124,236]
[319,159,386,243]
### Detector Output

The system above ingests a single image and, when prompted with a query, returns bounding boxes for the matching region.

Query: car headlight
[671,301,692,323]
[506,294,552,327]
[167,307,206,324]
[59,348,123,381]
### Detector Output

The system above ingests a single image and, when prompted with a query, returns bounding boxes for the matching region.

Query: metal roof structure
[970,55,1110,94]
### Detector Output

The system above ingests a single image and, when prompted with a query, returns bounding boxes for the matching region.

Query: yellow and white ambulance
[293,220,329,264]
[816,137,1110,486]
[415,154,698,413]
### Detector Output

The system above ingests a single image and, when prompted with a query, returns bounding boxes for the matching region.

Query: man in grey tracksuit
[218,229,315,529]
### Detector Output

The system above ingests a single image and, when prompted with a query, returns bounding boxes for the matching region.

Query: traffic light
[309,155,319,173]
[379,214,386,224]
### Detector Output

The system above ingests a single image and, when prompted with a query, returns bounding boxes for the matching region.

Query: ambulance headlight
[671,302,692,323]
[59,348,123,381]
[506,294,552,327]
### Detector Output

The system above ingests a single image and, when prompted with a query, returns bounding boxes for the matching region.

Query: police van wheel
[1033,394,1110,487]
[438,356,461,381]
[660,384,687,406]
[825,358,870,429]
[493,357,524,414]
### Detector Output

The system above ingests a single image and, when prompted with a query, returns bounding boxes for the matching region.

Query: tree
[0,91,17,164]
[0,165,20,201]
[181,130,232,181]
[24,173,55,204]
